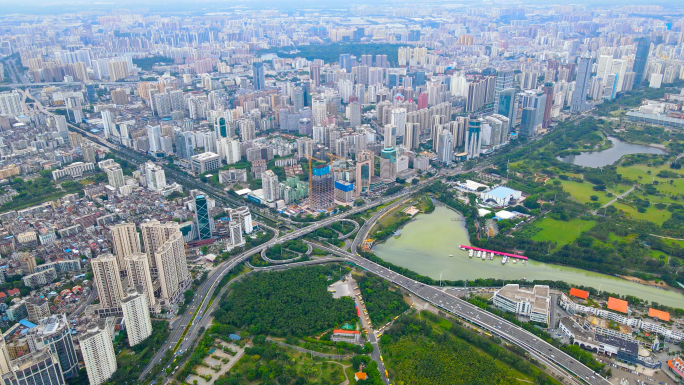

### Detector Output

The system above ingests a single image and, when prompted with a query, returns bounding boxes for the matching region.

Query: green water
[373,206,684,308]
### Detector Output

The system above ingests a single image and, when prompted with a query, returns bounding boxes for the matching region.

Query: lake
[557,136,666,168]
[373,206,684,308]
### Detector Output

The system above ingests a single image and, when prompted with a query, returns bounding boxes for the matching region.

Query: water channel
[373,206,684,308]
[557,136,666,168]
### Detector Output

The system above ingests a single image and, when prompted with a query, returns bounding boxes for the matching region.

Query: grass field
[553,179,613,205]
[616,163,684,196]
[662,238,684,248]
[531,217,598,249]
[613,202,671,225]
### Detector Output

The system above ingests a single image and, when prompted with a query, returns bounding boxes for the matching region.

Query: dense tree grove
[382,314,529,385]
[357,274,409,325]
[214,265,356,336]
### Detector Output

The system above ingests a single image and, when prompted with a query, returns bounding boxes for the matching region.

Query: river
[557,136,666,168]
[373,206,684,308]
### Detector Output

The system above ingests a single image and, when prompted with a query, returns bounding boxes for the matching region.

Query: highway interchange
[14,87,609,385]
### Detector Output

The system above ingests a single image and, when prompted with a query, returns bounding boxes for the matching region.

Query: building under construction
[310,164,335,210]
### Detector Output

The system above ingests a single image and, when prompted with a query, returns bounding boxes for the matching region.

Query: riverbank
[619,274,683,294]
[372,206,684,308]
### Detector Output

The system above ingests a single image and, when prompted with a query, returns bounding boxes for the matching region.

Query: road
[312,242,609,385]
[138,187,422,380]
[68,286,98,320]
[267,338,354,360]
[593,185,636,215]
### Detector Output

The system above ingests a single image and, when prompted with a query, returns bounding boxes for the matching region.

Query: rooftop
[607,297,628,314]
[483,186,521,199]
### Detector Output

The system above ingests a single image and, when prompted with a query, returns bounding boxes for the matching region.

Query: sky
[0,0,679,16]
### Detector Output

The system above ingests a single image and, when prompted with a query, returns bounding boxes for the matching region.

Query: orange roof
[333,329,359,334]
[648,308,670,322]
[569,288,589,300]
[355,372,368,380]
[607,297,628,313]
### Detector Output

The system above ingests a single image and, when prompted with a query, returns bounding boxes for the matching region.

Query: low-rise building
[331,329,361,344]
[493,284,550,324]
[191,152,221,174]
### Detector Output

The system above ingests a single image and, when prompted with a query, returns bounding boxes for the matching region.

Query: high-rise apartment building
[0,91,22,117]
[124,252,157,310]
[121,288,153,347]
[154,231,189,306]
[79,323,117,385]
[110,223,141,270]
[103,164,124,190]
[91,254,124,310]
[262,170,280,202]
[144,162,166,191]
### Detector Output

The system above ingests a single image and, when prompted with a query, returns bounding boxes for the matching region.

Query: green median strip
[172,286,212,353]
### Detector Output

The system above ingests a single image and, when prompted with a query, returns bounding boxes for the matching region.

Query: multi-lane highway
[311,242,610,385]
[138,188,420,380]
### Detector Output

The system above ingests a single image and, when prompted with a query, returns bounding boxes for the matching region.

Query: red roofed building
[668,357,684,378]
[355,372,368,381]
[569,288,589,300]
[7,288,20,297]
[607,297,628,313]
[648,308,670,322]
[332,329,361,344]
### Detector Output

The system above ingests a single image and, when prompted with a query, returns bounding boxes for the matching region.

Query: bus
[380,356,383,362]
[385,370,389,377]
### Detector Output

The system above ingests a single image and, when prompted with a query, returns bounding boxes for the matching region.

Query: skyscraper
[570,52,592,113]
[253,62,266,90]
[121,288,153,347]
[80,323,117,385]
[404,122,419,150]
[497,88,518,123]
[125,252,157,310]
[465,119,483,160]
[438,129,454,166]
[91,254,124,310]
[633,36,650,86]
[541,84,554,128]
[494,71,515,113]
[310,165,335,210]
[355,150,373,196]
[195,194,213,240]
[154,231,190,306]
[110,223,141,270]
[311,65,321,87]
[103,164,124,189]
[262,170,280,202]
[380,147,397,183]
[383,124,396,149]
[146,125,162,153]
[339,54,352,73]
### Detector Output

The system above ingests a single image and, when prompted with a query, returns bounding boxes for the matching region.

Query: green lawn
[613,202,671,225]
[532,217,597,249]
[663,238,684,248]
[553,179,613,205]
[616,163,684,196]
